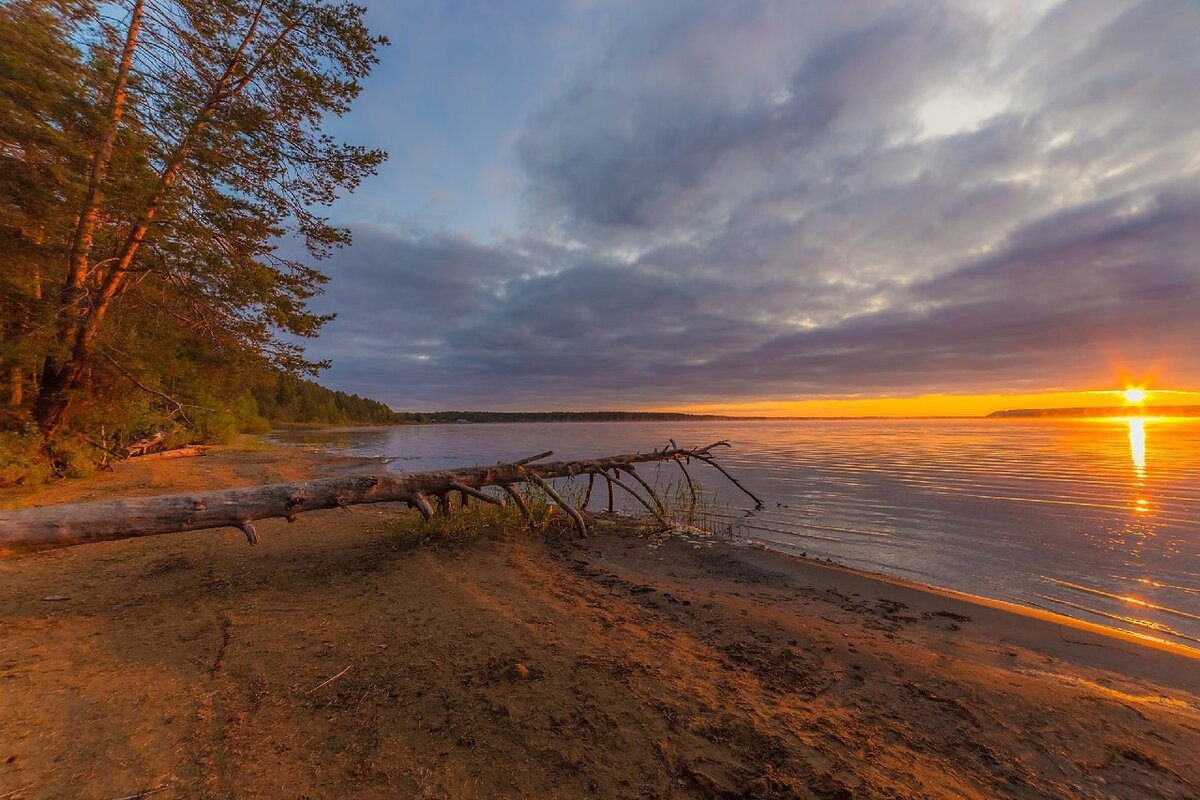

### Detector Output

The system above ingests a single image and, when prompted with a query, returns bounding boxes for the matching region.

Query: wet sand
[1,440,1198,799]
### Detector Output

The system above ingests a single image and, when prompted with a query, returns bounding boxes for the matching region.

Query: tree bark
[35,0,145,436]
[33,1,276,438]
[0,444,747,556]
[7,367,21,407]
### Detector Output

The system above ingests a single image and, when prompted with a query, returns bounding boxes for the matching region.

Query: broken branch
[593,468,669,527]
[525,473,587,537]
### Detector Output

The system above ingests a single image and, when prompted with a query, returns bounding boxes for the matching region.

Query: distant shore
[1,438,1198,797]
[989,405,1200,418]
[288,407,1200,427]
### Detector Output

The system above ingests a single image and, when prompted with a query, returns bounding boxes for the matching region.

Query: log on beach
[128,445,206,461]
[0,442,760,556]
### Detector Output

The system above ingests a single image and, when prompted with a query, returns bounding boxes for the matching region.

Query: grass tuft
[382,469,733,549]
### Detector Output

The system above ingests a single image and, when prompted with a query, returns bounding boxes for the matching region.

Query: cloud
[312,0,1200,408]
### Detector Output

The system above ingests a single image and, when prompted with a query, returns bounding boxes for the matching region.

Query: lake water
[273,419,1200,650]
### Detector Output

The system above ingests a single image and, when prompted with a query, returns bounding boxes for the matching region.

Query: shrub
[0,430,53,487]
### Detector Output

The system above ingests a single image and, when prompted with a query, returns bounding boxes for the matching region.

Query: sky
[300,0,1200,415]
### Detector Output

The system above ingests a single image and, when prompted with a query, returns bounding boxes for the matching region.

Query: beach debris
[124,430,166,459]
[128,446,206,461]
[0,441,760,555]
[305,664,352,695]
[102,785,168,800]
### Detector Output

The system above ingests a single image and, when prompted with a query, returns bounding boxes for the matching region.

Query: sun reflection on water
[1127,417,1146,481]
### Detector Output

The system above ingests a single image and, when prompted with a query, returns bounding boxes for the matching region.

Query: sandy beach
[1,441,1198,799]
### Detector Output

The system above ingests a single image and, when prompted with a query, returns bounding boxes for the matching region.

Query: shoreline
[2,440,1198,797]
[733,542,1200,691]
[745,542,1200,667]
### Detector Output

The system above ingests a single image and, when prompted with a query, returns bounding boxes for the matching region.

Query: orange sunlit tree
[1,0,389,466]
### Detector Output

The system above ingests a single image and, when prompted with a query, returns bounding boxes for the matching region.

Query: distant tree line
[254,375,397,427]
[394,411,733,424]
[988,406,1200,418]
[0,0,389,479]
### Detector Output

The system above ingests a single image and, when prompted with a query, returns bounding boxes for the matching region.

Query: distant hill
[988,405,1200,419]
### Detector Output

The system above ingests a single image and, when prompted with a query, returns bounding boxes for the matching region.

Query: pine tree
[11,0,387,441]
[0,0,93,413]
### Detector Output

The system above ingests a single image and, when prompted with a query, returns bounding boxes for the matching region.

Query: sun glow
[655,387,1199,418]
[1124,387,1147,405]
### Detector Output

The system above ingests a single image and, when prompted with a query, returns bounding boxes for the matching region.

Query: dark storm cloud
[517,1,982,232]
[312,0,1200,408]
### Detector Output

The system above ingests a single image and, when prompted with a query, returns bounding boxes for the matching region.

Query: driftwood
[0,442,759,556]
[129,445,206,461]
[124,430,166,458]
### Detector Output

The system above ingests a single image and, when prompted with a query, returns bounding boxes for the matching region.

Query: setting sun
[1124,387,1148,404]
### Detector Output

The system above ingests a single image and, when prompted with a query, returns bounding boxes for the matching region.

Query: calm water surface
[273,419,1200,649]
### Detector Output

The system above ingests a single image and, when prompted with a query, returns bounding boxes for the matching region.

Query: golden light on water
[1127,417,1147,480]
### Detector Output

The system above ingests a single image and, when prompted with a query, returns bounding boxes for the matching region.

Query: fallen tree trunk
[0,442,759,556]
[129,445,206,461]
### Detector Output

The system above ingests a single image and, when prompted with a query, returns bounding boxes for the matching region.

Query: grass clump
[383,485,576,549]
[382,469,733,550]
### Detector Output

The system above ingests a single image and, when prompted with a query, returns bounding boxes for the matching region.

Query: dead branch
[0,442,755,555]
[620,464,666,515]
[675,458,699,516]
[691,449,764,508]
[304,664,352,695]
[409,494,434,521]
[125,430,166,458]
[500,484,532,522]
[582,472,595,509]
[592,468,669,527]
[524,472,587,537]
[129,445,205,461]
[449,482,505,508]
[514,450,553,466]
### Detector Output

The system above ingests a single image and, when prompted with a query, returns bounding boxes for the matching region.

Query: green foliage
[0,0,388,443]
[0,430,53,487]
[0,0,90,399]
[252,374,397,426]
[0,427,106,487]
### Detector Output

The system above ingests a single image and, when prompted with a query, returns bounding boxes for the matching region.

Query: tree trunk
[0,443,750,556]
[7,367,21,407]
[35,0,145,438]
[32,0,275,438]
